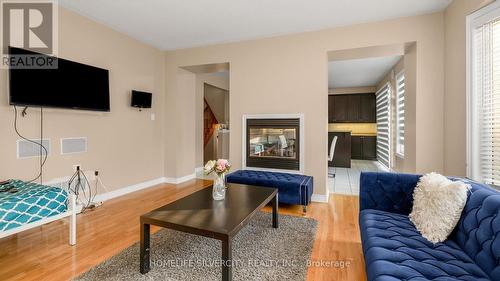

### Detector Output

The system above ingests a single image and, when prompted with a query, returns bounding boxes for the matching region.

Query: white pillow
[409,173,470,243]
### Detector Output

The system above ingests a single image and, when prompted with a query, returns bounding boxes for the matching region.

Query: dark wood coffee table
[139,183,279,281]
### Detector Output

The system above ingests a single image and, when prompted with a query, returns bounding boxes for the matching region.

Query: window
[467,2,500,186]
[395,71,405,157]
[376,83,391,169]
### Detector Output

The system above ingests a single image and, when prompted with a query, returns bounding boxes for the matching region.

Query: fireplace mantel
[242,114,305,174]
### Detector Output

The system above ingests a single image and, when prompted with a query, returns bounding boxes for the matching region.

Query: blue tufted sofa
[359,172,500,281]
[226,170,313,212]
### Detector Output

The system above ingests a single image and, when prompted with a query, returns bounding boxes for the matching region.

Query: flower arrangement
[204,159,231,175]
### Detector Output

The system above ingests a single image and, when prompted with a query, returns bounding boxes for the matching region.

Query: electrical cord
[13,106,48,183]
[68,167,94,213]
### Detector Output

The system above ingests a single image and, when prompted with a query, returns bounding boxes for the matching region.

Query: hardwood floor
[0,179,366,281]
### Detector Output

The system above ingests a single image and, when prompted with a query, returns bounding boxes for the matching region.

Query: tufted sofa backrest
[359,172,420,215]
[449,180,500,280]
[360,172,500,280]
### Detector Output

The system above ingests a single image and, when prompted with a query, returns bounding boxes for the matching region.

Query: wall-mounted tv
[8,47,110,112]
[131,90,152,109]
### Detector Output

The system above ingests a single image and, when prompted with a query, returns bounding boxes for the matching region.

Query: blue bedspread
[0,180,68,232]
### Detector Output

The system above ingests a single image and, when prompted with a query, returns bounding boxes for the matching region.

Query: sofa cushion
[360,209,491,281]
[409,173,470,243]
[226,170,313,206]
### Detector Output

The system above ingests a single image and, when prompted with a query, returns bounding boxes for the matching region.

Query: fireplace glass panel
[248,128,297,159]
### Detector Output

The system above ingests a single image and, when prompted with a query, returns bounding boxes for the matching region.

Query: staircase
[204,99,218,146]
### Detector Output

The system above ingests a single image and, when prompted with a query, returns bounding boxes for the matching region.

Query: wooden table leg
[272,193,279,228]
[140,223,150,274]
[222,238,232,281]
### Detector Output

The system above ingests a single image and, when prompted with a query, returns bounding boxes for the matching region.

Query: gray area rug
[75,212,318,281]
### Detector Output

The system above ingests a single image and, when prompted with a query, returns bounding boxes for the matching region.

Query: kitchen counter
[328,130,376,137]
[328,123,376,136]
[351,133,377,137]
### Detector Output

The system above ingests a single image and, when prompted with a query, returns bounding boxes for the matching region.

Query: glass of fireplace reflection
[249,128,297,160]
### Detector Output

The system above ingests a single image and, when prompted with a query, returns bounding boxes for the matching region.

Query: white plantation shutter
[471,15,500,186]
[396,71,405,157]
[376,84,391,169]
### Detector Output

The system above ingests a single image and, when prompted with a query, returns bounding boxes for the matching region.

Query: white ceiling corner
[328,56,402,88]
[59,0,452,50]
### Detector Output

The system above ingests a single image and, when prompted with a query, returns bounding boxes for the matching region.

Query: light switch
[150,113,155,121]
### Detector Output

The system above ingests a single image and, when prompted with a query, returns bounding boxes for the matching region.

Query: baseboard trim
[165,173,196,184]
[93,177,167,202]
[86,172,197,203]
[311,194,329,203]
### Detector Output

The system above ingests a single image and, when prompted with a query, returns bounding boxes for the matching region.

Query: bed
[0,180,76,245]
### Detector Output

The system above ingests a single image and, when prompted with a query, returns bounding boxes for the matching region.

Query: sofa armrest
[359,172,421,215]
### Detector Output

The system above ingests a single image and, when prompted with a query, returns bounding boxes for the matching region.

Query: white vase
[213,173,226,200]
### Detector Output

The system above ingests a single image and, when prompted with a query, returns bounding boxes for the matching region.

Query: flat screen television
[131,90,152,109]
[8,47,110,111]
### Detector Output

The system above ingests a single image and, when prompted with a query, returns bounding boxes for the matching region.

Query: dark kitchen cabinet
[328,132,351,168]
[362,136,377,160]
[351,136,377,160]
[329,95,349,122]
[328,95,335,122]
[328,93,376,123]
[359,94,376,122]
[351,136,363,159]
[347,95,360,121]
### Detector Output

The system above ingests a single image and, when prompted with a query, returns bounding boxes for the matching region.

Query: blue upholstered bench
[359,172,500,281]
[226,170,313,212]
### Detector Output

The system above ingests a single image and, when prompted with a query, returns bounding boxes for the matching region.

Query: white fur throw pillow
[409,173,470,243]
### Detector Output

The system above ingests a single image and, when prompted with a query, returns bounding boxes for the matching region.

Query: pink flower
[217,159,228,167]
[216,164,225,172]
[213,159,230,174]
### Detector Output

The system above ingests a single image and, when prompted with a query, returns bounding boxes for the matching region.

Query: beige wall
[0,7,165,191]
[164,12,445,197]
[401,44,417,173]
[0,6,458,198]
[444,0,495,176]
[328,44,405,61]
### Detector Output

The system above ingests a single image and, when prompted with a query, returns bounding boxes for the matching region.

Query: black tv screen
[8,47,110,111]
[131,90,152,109]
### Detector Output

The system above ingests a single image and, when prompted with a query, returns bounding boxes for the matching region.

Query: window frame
[395,70,405,159]
[466,1,500,182]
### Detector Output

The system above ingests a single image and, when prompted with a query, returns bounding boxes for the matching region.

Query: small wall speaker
[17,139,51,158]
[61,137,87,155]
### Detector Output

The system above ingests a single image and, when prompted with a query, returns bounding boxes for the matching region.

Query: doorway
[326,44,415,195]
[203,83,229,163]
[180,63,231,179]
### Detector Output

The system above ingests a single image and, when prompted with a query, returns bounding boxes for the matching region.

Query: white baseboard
[165,173,196,184]
[93,177,166,202]
[89,173,196,203]
[45,170,199,205]
[311,194,329,203]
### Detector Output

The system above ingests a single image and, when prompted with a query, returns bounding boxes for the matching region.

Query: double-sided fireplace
[243,115,303,172]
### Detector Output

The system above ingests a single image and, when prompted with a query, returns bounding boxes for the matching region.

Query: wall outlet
[73,164,81,172]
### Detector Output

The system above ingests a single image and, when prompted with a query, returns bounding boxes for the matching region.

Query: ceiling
[328,56,402,88]
[59,0,452,50]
